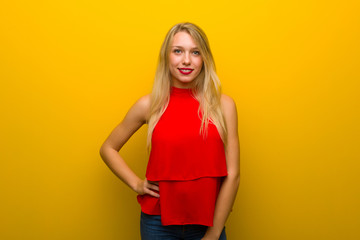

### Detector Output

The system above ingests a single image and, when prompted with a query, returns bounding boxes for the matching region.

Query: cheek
[196,59,204,69]
[169,66,177,76]
[169,55,179,66]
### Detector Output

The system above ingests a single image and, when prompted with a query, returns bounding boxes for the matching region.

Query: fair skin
[100,32,240,240]
[169,31,203,88]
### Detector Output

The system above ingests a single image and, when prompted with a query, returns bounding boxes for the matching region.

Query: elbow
[233,173,240,188]
[99,146,105,161]
[99,144,105,157]
[99,144,110,160]
[99,145,111,165]
[226,171,240,188]
[99,147,103,158]
[99,144,118,163]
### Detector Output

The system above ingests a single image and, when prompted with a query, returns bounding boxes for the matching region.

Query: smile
[178,68,194,75]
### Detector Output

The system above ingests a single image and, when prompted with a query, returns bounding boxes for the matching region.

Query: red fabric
[137,86,228,226]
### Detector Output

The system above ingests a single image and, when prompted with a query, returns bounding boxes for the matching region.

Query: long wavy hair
[146,22,227,151]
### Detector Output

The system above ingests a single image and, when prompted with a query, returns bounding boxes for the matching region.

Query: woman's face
[169,31,203,88]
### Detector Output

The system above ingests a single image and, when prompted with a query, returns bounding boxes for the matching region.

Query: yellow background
[1,0,359,239]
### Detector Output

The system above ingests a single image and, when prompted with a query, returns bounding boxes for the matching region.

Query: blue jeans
[140,212,227,240]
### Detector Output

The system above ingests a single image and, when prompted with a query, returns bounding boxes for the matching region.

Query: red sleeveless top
[137,86,228,226]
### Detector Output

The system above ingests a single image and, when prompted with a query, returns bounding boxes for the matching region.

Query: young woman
[100,22,240,240]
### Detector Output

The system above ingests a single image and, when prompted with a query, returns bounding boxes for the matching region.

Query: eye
[193,51,200,55]
[173,49,182,54]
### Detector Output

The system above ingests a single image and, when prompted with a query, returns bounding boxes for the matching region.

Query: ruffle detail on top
[145,86,228,181]
[137,177,224,226]
[137,86,228,226]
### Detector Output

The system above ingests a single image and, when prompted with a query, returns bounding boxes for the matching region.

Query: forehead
[171,31,198,48]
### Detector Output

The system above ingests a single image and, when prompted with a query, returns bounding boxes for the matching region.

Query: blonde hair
[146,22,227,152]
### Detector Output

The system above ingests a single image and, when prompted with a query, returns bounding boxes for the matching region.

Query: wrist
[203,226,222,239]
[131,178,142,193]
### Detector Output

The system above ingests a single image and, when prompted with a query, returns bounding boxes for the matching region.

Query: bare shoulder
[130,94,151,123]
[220,93,237,116]
[135,94,151,110]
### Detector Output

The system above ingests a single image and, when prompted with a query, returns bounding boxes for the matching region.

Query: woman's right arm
[99,94,160,198]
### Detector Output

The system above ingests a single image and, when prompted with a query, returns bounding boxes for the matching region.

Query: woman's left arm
[202,94,240,240]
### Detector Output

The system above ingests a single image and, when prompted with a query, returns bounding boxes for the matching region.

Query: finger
[145,189,160,198]
[147,184,159,191]
[148,180,159,186]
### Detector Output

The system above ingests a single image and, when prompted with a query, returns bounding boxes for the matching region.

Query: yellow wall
[1,0,359,239]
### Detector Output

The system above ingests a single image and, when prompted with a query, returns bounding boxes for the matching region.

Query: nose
[182,52,191,65]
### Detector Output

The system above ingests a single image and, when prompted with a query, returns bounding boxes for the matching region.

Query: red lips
[178,68,194,75]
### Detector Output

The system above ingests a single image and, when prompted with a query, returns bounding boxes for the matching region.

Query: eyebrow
[172,46,199,50]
